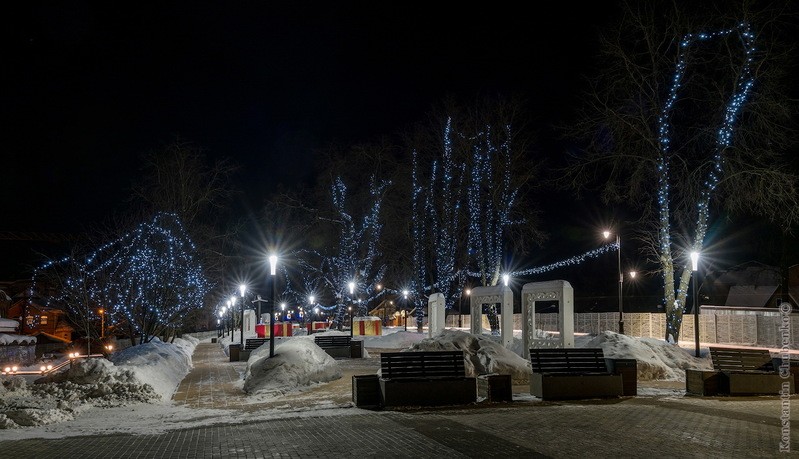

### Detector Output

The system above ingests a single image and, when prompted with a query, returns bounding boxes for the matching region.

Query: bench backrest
[245,338,270,350]
[314,335,351,347]
[709,347,774,372]
[381,351,466,379]
[529,348,609,374]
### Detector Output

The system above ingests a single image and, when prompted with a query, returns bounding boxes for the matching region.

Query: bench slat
[710,347,774,372]
[530,348,609,374]
[381,351,466,380]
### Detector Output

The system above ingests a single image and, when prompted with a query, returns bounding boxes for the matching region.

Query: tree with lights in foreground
[37,213,210,346]
[567,2,798,342]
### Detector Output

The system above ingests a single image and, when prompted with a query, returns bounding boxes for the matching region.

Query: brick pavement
[1,341,798,458]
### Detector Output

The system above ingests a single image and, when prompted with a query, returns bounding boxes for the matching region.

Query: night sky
[3,3,792,297]
[2,3,617,277]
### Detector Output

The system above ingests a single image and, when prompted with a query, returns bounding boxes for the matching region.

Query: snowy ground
[0,325,774,441]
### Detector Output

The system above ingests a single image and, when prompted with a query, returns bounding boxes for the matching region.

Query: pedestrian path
[172,342,248,410]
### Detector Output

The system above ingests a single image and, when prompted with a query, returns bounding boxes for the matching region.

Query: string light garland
[35,213,210,343]
[654,24,756,339]
[291,176,389,327]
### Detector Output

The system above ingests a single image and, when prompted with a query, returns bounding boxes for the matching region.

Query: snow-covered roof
[31,331,72,343]
[0,334,37,345]
[725,285,778,308]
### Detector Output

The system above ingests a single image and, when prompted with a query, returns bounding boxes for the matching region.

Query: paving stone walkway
[1,341,798,458]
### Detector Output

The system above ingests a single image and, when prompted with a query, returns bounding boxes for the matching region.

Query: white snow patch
[0,336,198,429]
[406,329,532,383]
[243,338,341,397]
[586,331,712,381]
[109,336,198,400]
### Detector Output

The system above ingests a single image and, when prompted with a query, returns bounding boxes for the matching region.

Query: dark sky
[1,2,618,278]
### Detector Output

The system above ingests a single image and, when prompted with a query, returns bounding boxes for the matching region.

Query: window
[40,315,48,325]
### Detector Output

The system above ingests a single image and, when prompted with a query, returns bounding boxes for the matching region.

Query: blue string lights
[35,213,210,344]
[655,24,757,340]
[294,175,389,327]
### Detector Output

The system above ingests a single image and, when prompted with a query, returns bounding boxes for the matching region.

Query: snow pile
[110,336,198,400]
[587,331,711,380]
[406,329,532,383]
[360,330,428,349]
[0,336,198,429]
[243,338,341,396]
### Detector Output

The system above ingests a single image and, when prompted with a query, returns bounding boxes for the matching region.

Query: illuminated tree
[566,2,798,342]
[40,214,211,346]
[298,176,389,328]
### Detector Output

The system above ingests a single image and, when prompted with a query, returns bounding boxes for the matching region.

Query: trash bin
[607,358,637,396]
[350,340,365,358]
[229,344,241,362]
[477,374,512,402]
[352,375,380,409]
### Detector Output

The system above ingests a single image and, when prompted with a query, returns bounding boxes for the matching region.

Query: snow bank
[586,331,711,381]
[407,329,532,383]
[360,330,427,349]
[243,338,341,396]
[0,336,198,429]
[110,336,198,400]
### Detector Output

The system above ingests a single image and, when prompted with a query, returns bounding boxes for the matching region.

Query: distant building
[702,261,797,315]
[6,298,74,343]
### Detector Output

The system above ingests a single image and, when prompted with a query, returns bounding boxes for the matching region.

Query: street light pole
[616,234,623,334]
[691,251,700,358]
[604,230,624,334]
[402,290,409,332]
[269,254,278,358]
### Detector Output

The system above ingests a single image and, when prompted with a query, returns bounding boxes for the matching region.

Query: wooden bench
[379,351,477,407]
[687,347,793,396]
[314,335,361,358]
[529,348,625,400]
[244,338,270,352]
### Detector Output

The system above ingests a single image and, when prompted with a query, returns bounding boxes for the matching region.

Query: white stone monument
[469,285,514,349]
[243,309,257,336]
[521,280,574,357]
[427,293,446,338]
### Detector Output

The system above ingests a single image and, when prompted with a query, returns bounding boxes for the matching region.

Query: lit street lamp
[98,308,105,339]
[604,230,624,334]
[691,251,701,358]
[459,288,471,328]
[402,290,409,332]
[268,253,278,358]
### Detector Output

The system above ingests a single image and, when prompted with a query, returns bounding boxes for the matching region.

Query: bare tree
[564,1,799,342]
[132,139,241,290]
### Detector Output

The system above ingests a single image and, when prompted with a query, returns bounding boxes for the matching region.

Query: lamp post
[224,301,230,336]
[309,295,316,334]
[691,251,700,358]
[98,308,105,339]
[459,288,471,328]
[268,254,278,358]
[402,290,409,331]
[348,306,353,337]
[604,230,624,334]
